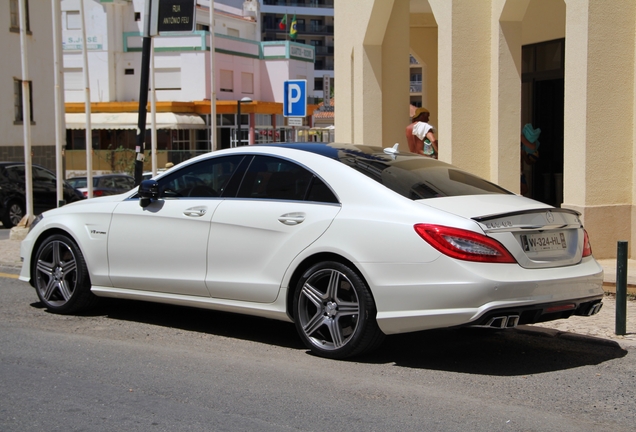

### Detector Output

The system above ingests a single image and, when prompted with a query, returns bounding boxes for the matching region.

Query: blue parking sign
[283,80,307,117]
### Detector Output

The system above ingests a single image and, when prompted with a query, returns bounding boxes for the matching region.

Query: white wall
[0,0,56,148]
[60,0,312,105]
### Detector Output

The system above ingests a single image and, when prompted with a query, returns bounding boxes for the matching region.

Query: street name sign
[150,0,196,35]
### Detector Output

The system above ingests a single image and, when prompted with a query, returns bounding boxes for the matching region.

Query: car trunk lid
[418,195,586,269]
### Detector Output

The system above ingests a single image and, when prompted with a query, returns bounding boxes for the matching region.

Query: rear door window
[236,155,338,203]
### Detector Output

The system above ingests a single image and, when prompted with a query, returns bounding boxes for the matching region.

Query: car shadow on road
[34,298,628,375]
[360,326,628,376]
[82,298,306,350]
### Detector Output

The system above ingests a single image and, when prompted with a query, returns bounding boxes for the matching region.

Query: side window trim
[156,155,247,199]
[234,154,340,204]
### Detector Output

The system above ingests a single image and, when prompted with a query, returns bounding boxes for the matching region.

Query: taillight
[414,224,516,263]
[582,229,592,257]
[93,190,105,197]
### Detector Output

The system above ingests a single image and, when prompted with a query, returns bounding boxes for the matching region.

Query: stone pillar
[562,0,636,258]
[490,0,529,192]
[428,0,492,177]
[335,0,409,148]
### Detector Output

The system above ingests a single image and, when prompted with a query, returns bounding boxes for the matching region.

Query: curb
[603,283,636,296]
[516,325,634,350]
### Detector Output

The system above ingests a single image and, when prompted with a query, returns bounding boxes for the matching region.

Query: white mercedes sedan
[19,143,604,359]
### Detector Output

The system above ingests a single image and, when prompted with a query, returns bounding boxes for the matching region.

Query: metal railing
[263,0,334,8]
[410,81,422,93]
[314,46,334,55]
[262,23,334,35]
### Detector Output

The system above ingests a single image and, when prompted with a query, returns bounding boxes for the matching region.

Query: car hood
[64,190,137,206]
[417,194,554,220]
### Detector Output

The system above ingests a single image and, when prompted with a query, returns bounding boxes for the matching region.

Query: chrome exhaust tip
[484,315,520,329]
[586,302,603,316]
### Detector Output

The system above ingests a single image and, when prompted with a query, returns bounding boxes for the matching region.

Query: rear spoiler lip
[472,207,580,223]
[472,207,583,233]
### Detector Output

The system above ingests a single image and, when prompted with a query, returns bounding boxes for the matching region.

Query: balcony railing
[314,46,334,56]
[410,81,422,93]
[263,0,334,8]
[262,23,334,35]
[315,61,334,71]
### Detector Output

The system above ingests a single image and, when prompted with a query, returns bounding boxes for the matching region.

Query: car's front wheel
[33,234,97,314]
[2,200,24,228]
[293,261,384,359]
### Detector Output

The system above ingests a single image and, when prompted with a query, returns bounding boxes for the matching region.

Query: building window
[155,68,181,91]
[310,19,322,32]
[241,72,254,94]
[125,69,135,75]
[64,68,83,91]
[135,12,141,21]
[220,70,233,92]
[66,11,81,30]
[10,0,30,33]
[14,79,34,124]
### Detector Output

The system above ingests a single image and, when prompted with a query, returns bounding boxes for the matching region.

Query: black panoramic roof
[259,142,512,199]
[260,142,427,164]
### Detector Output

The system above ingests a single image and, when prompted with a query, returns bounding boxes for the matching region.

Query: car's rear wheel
[293,261,384,359]
[2,200,24,228]
[33,234,97,314]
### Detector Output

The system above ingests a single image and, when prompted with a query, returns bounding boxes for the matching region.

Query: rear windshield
[269,143,513,200]
[338,149,512,200]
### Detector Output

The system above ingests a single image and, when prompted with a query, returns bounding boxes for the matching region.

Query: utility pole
[18,0,33,225]
[134,0,153,186]
[51,0,66,206]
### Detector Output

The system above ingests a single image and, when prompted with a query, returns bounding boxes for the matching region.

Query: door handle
[183,206,207,217]
[278,212,305,225]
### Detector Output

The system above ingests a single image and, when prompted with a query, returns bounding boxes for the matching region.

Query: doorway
[521,39,565,207]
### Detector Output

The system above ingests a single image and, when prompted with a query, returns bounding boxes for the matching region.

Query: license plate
[520,232,567,252]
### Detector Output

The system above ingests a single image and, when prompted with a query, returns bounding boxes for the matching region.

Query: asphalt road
[0,226,9,240]
[1,275,635,431]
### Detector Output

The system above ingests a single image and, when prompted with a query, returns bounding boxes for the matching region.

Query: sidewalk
[1,237,634,348]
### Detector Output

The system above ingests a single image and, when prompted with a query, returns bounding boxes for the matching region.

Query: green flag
[290,14,297,40]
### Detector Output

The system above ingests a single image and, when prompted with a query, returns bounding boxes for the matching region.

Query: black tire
[2,200,24,228]
[32,234,98,314]
[293,261,385,359]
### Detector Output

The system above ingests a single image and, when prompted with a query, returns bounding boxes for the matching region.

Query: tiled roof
[314,98,335,119]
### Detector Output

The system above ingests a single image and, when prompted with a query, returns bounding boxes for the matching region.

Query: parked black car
[67,174,136,198]
[0,162,84,228]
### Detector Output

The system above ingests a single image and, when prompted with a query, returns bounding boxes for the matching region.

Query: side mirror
[139,179,159,208]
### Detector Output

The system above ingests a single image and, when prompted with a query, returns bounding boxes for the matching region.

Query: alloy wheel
[8,202,24,227]
[35,240,79,308]
[297,268,361,351]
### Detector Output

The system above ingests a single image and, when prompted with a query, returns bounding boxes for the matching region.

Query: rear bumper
[360,256,604,335]
[465,295,603,329]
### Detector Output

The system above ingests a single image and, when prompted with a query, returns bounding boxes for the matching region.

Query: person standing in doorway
[406,107,438,158]
[520,123,541,196]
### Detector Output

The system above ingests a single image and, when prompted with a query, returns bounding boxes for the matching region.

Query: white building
[61,0,315,170]
[0,0,58,167]
[258,0,334,100]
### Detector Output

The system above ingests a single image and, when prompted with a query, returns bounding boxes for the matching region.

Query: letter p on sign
[283,80,307,117]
